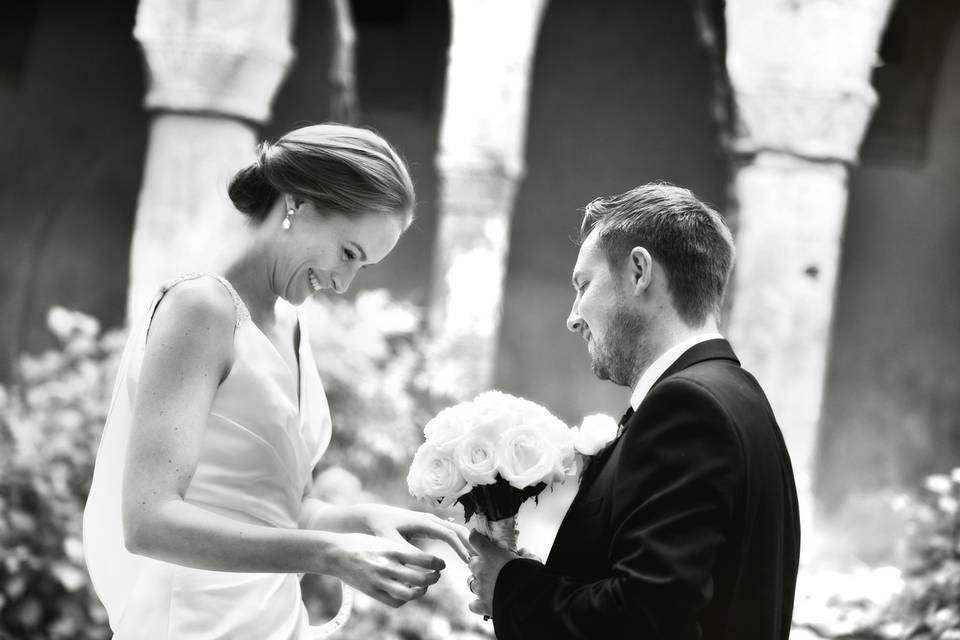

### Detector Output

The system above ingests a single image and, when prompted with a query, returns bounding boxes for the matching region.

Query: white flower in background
[313,466,364,505]
[951,468,960,484]
[406,442,468,506]
[573,413,619,456]
[938,495,958,515]
[47,306,100,341]
[497,424,563,489]
[924,474,952,495]
[47,306,77,338]
[454,431,499,485]
[63,537,84,563]
[355,289,420,335]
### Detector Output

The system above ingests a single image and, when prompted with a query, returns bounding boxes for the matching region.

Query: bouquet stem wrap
[473,513,519,553]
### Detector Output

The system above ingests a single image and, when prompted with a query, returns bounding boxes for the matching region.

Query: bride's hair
[228,123,415,222]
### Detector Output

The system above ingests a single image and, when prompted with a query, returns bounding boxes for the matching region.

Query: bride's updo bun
[227,124,415,223]
[227,144,277,219]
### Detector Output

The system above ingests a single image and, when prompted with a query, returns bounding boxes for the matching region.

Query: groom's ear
[628,247,653,294]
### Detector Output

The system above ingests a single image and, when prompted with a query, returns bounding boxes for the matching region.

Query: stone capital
[134,0,296,123]
[730,79,878,163]
[726,0,896,163]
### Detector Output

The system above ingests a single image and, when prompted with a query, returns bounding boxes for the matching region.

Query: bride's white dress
[83,273,333,639]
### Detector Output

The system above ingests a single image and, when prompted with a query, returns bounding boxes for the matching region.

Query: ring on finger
[468,575,479,595]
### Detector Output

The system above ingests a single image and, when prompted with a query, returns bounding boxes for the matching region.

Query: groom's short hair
[579,182,735,326]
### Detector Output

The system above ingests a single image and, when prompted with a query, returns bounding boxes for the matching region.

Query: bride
[82,123,472,639]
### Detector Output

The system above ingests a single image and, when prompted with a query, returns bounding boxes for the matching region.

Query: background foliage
[2,295,957,639]
[0,294,487,639]
[792,471,960,640]
[0,308,121,639]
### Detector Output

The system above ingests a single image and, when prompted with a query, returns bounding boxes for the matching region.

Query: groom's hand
[467,531,518,619]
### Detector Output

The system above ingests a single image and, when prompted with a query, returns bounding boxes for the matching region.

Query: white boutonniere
[573,413,619,456]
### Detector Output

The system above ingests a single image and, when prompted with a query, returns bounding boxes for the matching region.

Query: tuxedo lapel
[575,340,737,491]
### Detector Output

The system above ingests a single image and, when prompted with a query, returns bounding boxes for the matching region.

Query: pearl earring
[282,208,294,230]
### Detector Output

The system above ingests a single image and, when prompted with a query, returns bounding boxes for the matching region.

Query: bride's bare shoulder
[147,276,238,348]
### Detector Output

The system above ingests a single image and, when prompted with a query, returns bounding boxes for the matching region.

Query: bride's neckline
[245,302,304,414]
[202,273,304,414]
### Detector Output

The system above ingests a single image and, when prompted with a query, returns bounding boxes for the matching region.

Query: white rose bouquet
[407,391,617,551]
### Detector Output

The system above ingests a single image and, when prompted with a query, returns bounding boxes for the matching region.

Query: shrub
[880,470,960,640]
[793,469,960,640]
[0,294,486,639]
[0,308,120,639]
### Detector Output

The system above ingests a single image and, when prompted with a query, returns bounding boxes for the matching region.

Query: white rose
[468,405,507,438]
[527,416,576,479]
[454,432,499,485]
[496,425,562,490]
[475,391,559,427]
[574,413,619,456]
[407,443,469,506]
[423,402,474,449]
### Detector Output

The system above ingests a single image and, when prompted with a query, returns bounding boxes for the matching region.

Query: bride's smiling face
[274,199,407,304]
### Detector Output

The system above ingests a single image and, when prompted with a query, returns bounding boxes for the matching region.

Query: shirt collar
[629,333,725,410]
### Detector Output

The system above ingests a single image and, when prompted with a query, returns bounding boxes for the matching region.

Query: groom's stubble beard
[589,301,648,389]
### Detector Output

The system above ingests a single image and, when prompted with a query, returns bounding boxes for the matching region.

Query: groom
[467,183,801,639]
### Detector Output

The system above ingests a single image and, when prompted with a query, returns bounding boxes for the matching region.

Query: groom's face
[567,230,642,387]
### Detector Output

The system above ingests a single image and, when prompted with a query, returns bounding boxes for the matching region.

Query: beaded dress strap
[154,273,251,329]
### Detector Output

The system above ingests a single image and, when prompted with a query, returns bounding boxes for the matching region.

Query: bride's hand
[330,533,445,608]
[354,504,475,563]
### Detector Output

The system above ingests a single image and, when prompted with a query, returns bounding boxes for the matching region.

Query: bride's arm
[299,497,357,533]
[121,280,443,605]
[299,497,474,562]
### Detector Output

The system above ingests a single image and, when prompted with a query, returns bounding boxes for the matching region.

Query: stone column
[724,0,895,551]
[426,0,550,401]
[127,0,296,320]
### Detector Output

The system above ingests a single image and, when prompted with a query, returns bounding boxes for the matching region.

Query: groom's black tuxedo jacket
[492,339,800,640]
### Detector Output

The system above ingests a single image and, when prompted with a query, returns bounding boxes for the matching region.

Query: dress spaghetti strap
[145,273,251,334]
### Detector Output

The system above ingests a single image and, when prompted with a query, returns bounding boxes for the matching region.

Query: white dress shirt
[629,333,725,410]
